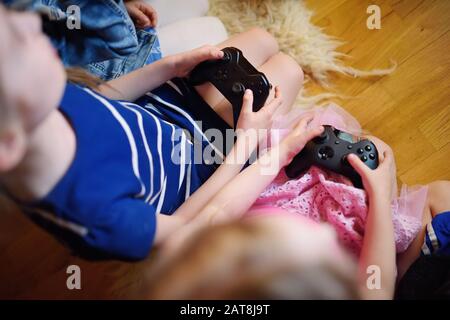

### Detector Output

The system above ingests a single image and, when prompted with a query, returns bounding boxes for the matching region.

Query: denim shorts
[86,27,162,81]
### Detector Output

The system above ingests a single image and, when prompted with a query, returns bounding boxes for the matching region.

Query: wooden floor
[0,0,449,299]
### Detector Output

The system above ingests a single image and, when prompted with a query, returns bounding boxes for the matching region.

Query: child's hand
[279,116,324,167]
[172,45,224,78]
[236,87,283,137]
[347,139,396,200]
[125,0,158,28]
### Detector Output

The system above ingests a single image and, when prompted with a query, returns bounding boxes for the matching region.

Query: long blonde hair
[140,219,360,300]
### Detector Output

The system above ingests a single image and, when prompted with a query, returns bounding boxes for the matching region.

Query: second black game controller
[285,125,379,188]
[187,47,272,126]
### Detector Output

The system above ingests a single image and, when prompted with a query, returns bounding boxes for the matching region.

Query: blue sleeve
[84,198,157,260]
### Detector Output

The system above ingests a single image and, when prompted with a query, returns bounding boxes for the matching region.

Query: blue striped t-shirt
[21,82,222,260]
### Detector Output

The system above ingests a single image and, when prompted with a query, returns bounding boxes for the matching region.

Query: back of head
[143,217,360,300]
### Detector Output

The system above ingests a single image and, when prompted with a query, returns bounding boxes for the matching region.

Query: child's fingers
[382,149,392,163]
[347,153,371,178]
[303,125,324,142]
[140,4,158,26]
[197,45,223,61]
[378,149,394,170]
[241,89,253,115]
[128,6,150,27]
[292,115,314,134]
[262,86,283,114]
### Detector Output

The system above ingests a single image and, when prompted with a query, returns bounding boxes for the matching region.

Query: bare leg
[397,180,450,279]
[210,52,304,126]
[195,27,295,126]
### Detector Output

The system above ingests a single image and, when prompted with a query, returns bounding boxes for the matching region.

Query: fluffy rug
[208,0,395,107]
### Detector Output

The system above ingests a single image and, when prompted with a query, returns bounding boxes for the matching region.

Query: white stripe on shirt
[121,103,155,203]
[167,80,184,96]
[125,102,190,196]
[184,162,192,200]
[145,92,224,160]
[30,208,88,237]
[83,89,146,198]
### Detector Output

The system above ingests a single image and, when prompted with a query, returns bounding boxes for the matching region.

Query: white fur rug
[208,0,395,107]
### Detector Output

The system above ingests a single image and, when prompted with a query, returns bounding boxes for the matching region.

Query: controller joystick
[221,51,232,63]
[232,82,245,94]
[187,47,272,126]
[285,125,379,188]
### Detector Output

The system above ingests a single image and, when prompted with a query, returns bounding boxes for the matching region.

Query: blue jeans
[85,27,162,80]
[3,0,162,80]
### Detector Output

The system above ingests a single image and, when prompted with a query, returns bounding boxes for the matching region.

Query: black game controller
[285,125,379,188]
[188,47,272,126]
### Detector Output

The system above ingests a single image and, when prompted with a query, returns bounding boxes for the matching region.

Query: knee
[273,52,304,87]
[247,27,279,57]
[427,180,450,203]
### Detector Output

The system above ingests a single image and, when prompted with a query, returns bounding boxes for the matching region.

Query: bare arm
[174,88,283,222]
[203,120,323,224]
[97,46,224,101]
[348,147,397,300]
[97,56,177,101]
[154,88,283,244]
[184,117,323,230]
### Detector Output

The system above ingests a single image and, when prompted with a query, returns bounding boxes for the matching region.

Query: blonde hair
[66,67,103,89]
[141,219,359,300]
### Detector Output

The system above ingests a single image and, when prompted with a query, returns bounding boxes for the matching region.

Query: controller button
[361,155,368,162]
[232,82,245,94]
[215,70,224,80]
[369,153,376,160]
[347,145,353,149]
[318,146,334,160]
[335,140,340,144]
[357,148,364,154]
[365,145,372,151]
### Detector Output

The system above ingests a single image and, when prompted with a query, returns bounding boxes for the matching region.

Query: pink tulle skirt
[247,104,428,256]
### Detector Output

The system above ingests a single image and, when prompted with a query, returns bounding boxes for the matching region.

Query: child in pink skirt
[251,103,428,257]
[166,96,435,299]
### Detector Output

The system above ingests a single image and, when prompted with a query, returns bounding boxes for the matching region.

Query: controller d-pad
[214,69,229,80]
[318,146,334,160]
